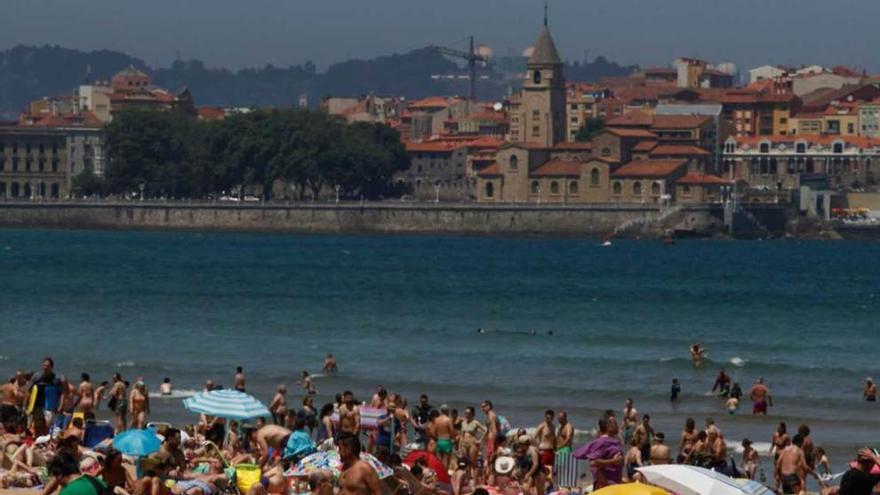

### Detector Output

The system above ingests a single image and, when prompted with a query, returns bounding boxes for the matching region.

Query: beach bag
[235,464,262,494]
[498,416,511,438]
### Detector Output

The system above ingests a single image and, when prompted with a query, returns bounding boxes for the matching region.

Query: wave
[0,355,8,361]
[729,357,747,367]
[726,440,772,456]
[116,361,136,368]
[149,388,198,399]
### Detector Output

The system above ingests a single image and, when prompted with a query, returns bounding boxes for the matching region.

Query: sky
[3,0,880,74]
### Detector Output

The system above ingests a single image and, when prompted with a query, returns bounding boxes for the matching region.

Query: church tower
[518,15,566,147]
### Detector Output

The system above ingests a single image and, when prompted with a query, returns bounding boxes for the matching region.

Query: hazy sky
[4,0,879,73]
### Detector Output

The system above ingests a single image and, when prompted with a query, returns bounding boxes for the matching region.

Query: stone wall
[0,201,728,237]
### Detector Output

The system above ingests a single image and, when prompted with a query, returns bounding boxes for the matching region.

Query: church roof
[528,26,562,65]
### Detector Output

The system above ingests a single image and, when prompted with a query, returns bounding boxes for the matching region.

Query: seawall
[0,201,731,237]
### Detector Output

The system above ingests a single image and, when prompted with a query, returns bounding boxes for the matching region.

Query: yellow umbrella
[592,483,671,495]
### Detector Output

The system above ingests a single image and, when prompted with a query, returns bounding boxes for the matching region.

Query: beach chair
[84,420,115,448]
[553,450,582,489]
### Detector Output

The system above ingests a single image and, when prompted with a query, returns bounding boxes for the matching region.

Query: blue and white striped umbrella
[183,389,271,420]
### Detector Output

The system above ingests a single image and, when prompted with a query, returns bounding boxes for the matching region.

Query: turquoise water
[1,229,879,468]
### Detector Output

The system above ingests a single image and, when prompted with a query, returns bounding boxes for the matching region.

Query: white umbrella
[637,465,772,495]
[183,389,270,420]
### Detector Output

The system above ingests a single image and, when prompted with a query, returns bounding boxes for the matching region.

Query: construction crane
[427,36,490,103]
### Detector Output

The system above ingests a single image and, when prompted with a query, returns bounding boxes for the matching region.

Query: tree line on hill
[76,109,410,200]
[0,45,639,118]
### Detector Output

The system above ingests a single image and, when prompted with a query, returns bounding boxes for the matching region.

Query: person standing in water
[300,371,317,396]
[864,378,877,402]
[160,378,172,396]
[750,378,772,415]
[108,373,128,433]
[690,344,706,367]
[323,354,338,373]
[234,367,245,392]
[77,373,95,419]
[670,379,681,402]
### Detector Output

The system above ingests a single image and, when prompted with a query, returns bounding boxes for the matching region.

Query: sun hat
[494,456,515,475]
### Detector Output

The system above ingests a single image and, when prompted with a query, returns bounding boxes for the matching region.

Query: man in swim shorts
[434,406,455,467]
[775,435,808,494]
[535,409,556,468]
[556,411,574,455]
[750,378,771,415]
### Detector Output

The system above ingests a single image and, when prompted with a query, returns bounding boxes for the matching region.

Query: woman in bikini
[458,407,486,480]
[129,381,150,429]
[769,422,790,462]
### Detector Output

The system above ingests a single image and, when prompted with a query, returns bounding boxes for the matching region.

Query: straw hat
[494,456,515,475]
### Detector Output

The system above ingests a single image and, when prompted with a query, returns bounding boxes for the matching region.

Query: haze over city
[3,0,880,71]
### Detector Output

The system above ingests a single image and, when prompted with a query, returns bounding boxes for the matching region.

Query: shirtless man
[234,367,245,392]
[269,385,287,425]
[633,415,654,461]
[556,411,574,455]
[622,399,639,447]
[434,406,456,468]
[323,354,338,373]
[337,432,381,495]
[535,409,556,468]
[338,391,360,436]
[750,378,772,415]
[707,429,727,469]
[864,378,877,402]
[649,433,672,465]
[255,424,292,468]
[775,435,810,495]
[77,373,95,418]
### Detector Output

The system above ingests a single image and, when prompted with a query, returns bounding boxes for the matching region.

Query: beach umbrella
[112,429,162,456]
[637,465,771,495]
[592,483,670,495]
[285,450,393,479]
[183,389,270,420]
[403,450,450,484]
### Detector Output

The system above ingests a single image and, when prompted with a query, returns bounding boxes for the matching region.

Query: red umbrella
[403,450,451,484]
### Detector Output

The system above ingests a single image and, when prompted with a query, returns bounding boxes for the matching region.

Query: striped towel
[554,451,581,488]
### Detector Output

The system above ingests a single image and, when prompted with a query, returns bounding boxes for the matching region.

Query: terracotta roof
[612,159,687,178]
[477,162,502,177]
[464,136,504,149]
[650,144,711,156]
[409,96,456,110]
[605,127,658,139]
[197,106,226,120]
[651,114,712,129]
[530,159,582,177]
[501,141,547,150]
[633,141,658,152]
[677,173,732,185]
[405,141,459,153]
[30,111,103,128]
[552,141,593,151]
[466,110,507,123]
[606,109,653,127]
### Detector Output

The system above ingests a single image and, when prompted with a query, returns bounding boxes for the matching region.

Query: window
[612,181,622,195]
[633,182,642,195]
[531,180,539,194]
[550,181,560,194]
[570,104,578,111]
[533,70,542,84]
[25,158,32,172]
[760,158,768,174]
[651,182,661,196]
[796,142,806,154]
[569,181,579,194]
[531,125,540,137]
[787,159,795,174]
[0,156,4,171]
[509,155,519,171]
[759,142,770,153]
[601,147,611,158]
[682,185,692,196]
[11,182,19,197]
[532,110,541,119]
[485,182,494,198]
[833,142,843,154]
[50,183,59,198]
[866,159,873,172]
[52,159,59,172]
[0,182,5,196]
[770,158,777,175]
[848,123,855,134]
[590,168,600,186]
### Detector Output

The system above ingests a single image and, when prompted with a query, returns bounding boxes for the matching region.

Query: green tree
[575,117,605,142]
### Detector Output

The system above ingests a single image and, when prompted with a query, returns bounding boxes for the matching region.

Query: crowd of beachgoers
[1,354,878,495]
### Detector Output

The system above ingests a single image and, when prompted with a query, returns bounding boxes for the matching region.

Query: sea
[1,228,879,477]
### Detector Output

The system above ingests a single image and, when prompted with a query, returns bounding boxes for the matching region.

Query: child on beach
[741,439,760,480]
[816,448,831,479]
[726,396,739,414]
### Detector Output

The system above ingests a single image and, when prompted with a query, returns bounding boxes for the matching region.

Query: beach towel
[573,436,622,484]
[283,430,316,460]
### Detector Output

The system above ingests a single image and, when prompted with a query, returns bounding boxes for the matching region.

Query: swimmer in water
[690,344,706,367]
[160,377,172,396]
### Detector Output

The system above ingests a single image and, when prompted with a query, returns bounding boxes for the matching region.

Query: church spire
[544,0,548,27]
